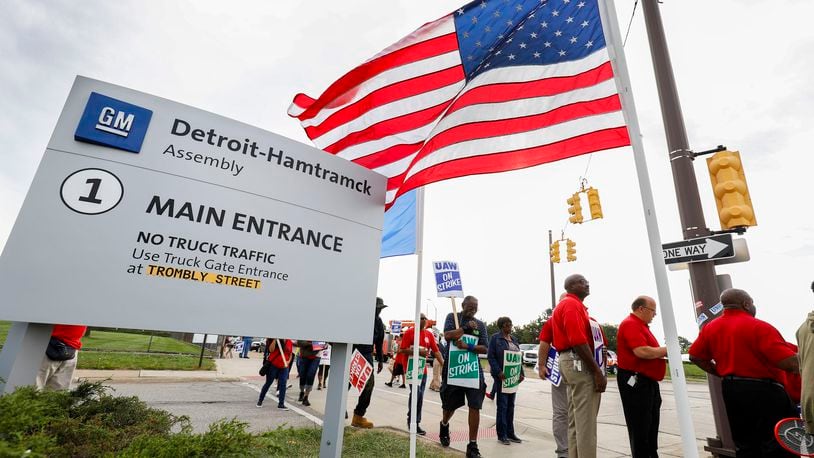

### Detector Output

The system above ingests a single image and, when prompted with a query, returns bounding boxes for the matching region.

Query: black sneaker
[416,425,426,436]
[439,421,450,447]
[302,397,311,407]
[507,435,522,443]
[466,442,482,457]
[277,404,289,411]
[298,391,304,402]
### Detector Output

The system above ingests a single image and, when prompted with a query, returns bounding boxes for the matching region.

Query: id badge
[574,359,582,372]
[627,374,637,387]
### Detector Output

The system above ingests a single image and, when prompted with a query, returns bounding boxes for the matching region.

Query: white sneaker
[256,402,263,408]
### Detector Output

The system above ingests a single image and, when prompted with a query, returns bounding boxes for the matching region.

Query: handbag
[259,361,271,376]
[45,337,77,361]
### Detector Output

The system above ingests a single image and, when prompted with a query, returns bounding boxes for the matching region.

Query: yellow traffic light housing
[586,187,603,219]
[550,241,561,263]
[566,238,577,262]
[567,193,583,224]
[707,150,757,229]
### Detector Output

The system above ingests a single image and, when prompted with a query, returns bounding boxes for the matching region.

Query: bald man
[616,296,667,458]
[690,288,799,457]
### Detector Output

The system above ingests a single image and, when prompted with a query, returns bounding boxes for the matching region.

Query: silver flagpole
[409,186,425,458]
[597,1,698,456]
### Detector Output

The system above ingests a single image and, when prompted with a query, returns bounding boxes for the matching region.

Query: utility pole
[641,1,734,455]
[548,230,556,309]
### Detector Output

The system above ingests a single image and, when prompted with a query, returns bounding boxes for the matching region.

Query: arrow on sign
[662,234,735,265]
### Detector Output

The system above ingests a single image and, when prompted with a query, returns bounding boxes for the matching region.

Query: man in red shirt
[399,314,444,435]
[538,293,569,458]
[36,324,87,390]
[690,288,799,457]
[550,274,606,458]
[616,296,667,458]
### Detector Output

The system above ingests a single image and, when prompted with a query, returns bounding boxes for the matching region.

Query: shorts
[440,380,485,411]
[392,362,405,376]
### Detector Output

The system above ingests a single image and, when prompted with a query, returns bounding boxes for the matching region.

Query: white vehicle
[522,344,539,366]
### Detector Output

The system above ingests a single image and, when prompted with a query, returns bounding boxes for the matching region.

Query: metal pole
[640,1,734,454]
[409,186,426,458]
[0,322,53,393]
[147,333,154,353]
[320,342,352,458]
[198,333,207,368]
[548,230,556,310]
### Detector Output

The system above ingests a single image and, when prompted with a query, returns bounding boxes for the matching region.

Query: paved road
[108,361,718,457]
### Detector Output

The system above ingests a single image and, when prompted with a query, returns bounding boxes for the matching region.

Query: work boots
[351,414,374,428]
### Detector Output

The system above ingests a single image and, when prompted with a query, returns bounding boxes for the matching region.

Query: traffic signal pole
[548,229,556,310]
[640,1,735,455]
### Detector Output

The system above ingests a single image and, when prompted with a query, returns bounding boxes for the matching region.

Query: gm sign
[74,92,152,153]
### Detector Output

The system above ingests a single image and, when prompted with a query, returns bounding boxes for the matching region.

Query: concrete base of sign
[0,322,53,394]
[320,343,352,458]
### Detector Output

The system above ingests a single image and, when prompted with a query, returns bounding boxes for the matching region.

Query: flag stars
[559,50,567,56]
[494,10,501,17]
[552,10,559,16]
[554,30,563,36]
[566,16,574,23]
[485,26,492,32]
[506,20,514,26]
[458,8,465,15]
[463,31,470,38]
[530,32,538,38]
[577,1,585,7]
[480,1,487,8]
[581,20,590,27]
[475,40,483,47]
[516,4,523,11]
[472,16,479,24]
[508,53,516,60]
[533,51,541,58]
[519,42,527,48]
[570,36,578,44]
[544,41,552,47]
[541,21,548,28]
[495,50,502,55]
[585,40,593,48]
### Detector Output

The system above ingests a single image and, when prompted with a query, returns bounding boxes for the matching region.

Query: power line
[623,0,639,48]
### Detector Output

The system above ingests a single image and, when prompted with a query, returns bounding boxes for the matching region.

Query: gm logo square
[74,92,152,153]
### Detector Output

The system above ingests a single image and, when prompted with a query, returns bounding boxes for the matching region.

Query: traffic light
[707,150,757,229]
[567,193,583,224]
[586,187,603,219]
[566,238,576,262]
[550,241,560,263]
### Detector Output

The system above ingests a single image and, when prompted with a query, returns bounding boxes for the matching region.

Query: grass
[77,352,215,371]
[0,321,216,371]
[0,382,459,457]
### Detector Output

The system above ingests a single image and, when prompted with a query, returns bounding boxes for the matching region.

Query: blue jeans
[258,364,289,407]
[240,338,251,358]
[299,357,320,390]
[407,374,428,426]
[496,390,516,440]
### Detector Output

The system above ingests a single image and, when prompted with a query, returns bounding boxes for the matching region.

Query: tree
[600,324,618,352]
[678,336,692,353]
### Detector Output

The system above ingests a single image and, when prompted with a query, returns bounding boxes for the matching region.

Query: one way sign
[662,234,735,265]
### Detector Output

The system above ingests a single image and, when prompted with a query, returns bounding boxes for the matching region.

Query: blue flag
[380,189,417,258]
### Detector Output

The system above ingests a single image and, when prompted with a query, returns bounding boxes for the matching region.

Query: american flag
[288,0,630,207]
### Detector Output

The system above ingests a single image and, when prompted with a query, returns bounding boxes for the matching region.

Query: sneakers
[416,425,426,436]
[277,404,289,411]
[351,414,373,428]
[507,435,523,443]
[498,437,511,445]
[399,384,406,389]
[302,397,311,407]
[256,402,262,408]
[439,421,450,447]
[298,391,304,402]
[384,381,393,387]
[466,442,482,457]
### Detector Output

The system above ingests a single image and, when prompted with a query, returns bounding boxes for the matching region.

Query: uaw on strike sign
[433,260,463,298]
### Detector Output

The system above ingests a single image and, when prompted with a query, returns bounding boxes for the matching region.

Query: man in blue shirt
[439,295,488,458]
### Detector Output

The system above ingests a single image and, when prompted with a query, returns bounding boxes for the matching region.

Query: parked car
[251,339,265,352]
[522,345,539,366]
[606,349,617,374]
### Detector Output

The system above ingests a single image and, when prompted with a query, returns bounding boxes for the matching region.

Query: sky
[1,0,812,344]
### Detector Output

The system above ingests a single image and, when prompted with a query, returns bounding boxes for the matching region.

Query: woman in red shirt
[257,338,293,410]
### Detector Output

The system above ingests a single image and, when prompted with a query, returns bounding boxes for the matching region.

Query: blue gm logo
[74,92,152,153]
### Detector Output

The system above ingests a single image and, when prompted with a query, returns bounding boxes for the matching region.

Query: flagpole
[598,1,698,457]
[409,186,425,458]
